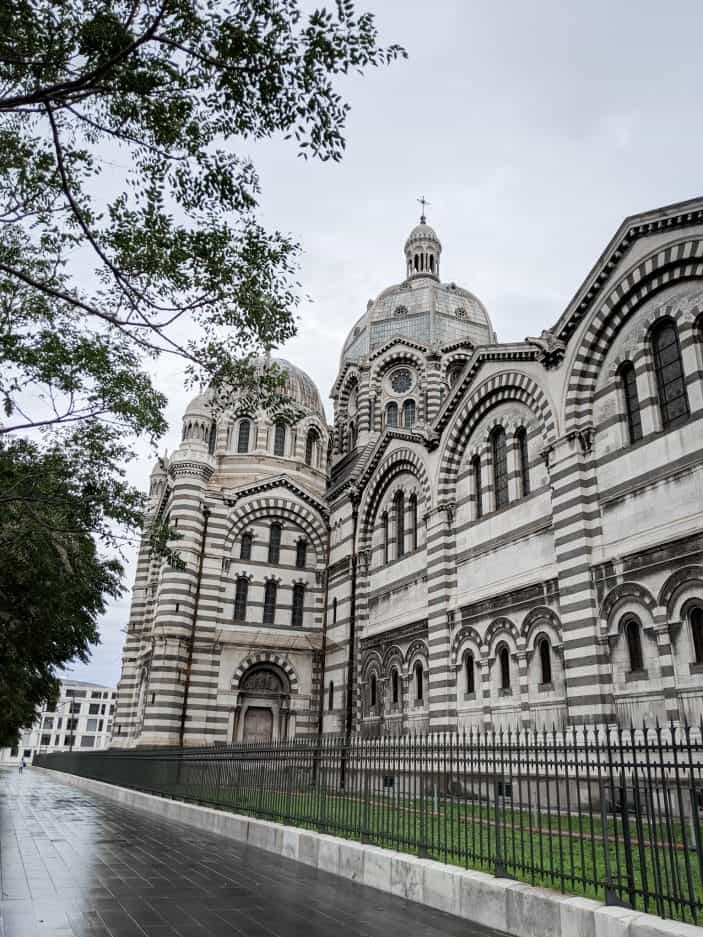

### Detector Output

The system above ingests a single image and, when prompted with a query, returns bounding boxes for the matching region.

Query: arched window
[382,511,389,565]
[240,532,252,561]
[291,583,305,628]
[237,419,251,453]
[348,421,356,450]
[516,427,530,497]
[492,427,509,510]
[386,402,398,428]
[370,674,377,709]
[273,422,286,456]
[618,362,642,444]
[624,618,644,673]
[268,523,281,564]
[691,607,703,664]
[472,455,483,519]
[263,581,277,625]
[332,597,338,624]
[207,421,217,454]
[295,540,307,569]
[305,429,318,466]
[402,399,416,429]
[233,577,248,621]
[328,681,334,711]
[465,653,475,695]
[429,255,434,273]
[499,646,511,690]
[409,493,418,551]
[652,319,689,429]
[391,669,399,705]
[538,638,552,685]
[395,491,405,558]
[415,662,424,702]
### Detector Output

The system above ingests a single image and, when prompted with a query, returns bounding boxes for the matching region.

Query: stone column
[479,656,492,730]
[654,620,680,723]
[425,503,458,733]
[550,432,613,725]
[516,648,530,729]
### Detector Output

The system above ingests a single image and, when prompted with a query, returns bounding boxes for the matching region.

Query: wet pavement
[0,767,506,937]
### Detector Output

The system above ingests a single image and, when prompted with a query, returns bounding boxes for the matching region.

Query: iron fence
[34,723,703,925]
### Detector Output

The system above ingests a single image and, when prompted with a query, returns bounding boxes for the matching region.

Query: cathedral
[113,196,703,747]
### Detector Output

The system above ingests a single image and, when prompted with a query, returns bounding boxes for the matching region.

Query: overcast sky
[65,0,703,687]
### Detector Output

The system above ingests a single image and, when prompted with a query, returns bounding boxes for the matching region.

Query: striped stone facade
[116,200,703,747]
[324,200,703,737]
[113,359,330,748]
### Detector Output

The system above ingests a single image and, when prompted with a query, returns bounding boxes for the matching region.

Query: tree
[0,0,404,743]
[0,438,123,748]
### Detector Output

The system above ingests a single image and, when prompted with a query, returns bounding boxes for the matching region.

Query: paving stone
[0,768,505,937]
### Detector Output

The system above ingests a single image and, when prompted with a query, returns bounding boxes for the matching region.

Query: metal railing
[34,722,703,925]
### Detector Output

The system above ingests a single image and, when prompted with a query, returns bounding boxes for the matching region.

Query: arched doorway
[236,664,291,743]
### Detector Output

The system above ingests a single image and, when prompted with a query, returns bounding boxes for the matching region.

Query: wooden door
[243,706,273,743]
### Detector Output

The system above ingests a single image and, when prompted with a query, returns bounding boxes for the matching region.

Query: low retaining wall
[36,767,703,937]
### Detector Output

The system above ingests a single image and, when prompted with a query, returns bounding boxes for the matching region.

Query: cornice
[432,343,541,436]
[552,196,703,344]
[218,473,329,518]
[368,336,431,363]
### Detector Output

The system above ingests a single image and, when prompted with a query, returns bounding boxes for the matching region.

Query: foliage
[0,0,404,740]
[0,438,123,747]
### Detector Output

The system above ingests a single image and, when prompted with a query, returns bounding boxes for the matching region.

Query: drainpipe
[344,492,360,740]
[316,519,332,737]
[179,504,210,747]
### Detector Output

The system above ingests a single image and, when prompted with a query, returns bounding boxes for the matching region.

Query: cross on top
[417,195,430,223]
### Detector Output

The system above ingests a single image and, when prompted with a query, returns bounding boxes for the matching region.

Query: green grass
[134,766,703,926]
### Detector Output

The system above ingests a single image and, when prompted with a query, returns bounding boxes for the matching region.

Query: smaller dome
[404,221,440,248]
[150,456,168,477]
[184,390,213,419]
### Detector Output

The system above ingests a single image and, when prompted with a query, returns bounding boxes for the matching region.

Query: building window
[41,734,51,746]
[328,681,334,711]
[332,597,338,623]
[415,662,424,702]
[409,493,418,551]
[491,426,509,510]
[268,523,282,564]
[370,674,377,709]
[89,703,100,715]
[385,402,398,428]
[240,532,252,561]
[382,511,389,565]
[207,421,217,454]
[516,427,530,496]
[624,618,644,672]
[691,607,703,664]
[263,581,277,625]
[465,653,475,694]
[274,422,286,456]
[87,718,98,732]
[652,319,689,429]
[237,419,251,453]
[234,577,249,621]
[395,491,405,558]
[402,399,416,429]
[538,638,552,685]
[499,646,511,690]
[295,539,307,569]
[472,455,483,518]
[80,736,95,748]
[392,669,399,705]
[618,362,643,444]
[348,421,356,450]
[291,583,305,628]
[305,429,319,466]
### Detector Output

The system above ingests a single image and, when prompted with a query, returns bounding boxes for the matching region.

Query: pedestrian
[18,756,25,774]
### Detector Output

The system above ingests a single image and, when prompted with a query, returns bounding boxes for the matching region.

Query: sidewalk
[0,767,505,937]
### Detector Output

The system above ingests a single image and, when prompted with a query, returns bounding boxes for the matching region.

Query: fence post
[600,780,628,907]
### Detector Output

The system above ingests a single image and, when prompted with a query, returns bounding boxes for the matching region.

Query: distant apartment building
[0,679,116,764]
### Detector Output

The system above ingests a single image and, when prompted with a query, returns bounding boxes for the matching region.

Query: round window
[390,368,413,394]
[455,306,466,319]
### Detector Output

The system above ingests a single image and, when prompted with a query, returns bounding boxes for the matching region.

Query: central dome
[340,216,496,367]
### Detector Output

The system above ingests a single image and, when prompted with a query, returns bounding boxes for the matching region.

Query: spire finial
[417,195,430,224]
